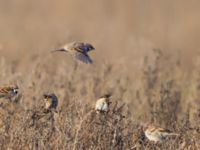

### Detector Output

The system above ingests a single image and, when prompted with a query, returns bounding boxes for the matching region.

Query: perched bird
[0,85,19,100]
[95,94,112,113]
[144,124,179,142]
[52,42,95,64]
[43,93,58,112]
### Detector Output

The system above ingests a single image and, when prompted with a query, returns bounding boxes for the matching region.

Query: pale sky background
[0,0,199,66]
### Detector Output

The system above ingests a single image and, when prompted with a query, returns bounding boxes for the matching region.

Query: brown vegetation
[0,49,199,149]
[0,1,200,149]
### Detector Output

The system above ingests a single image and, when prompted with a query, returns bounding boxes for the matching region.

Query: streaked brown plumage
[0,85,19,100]
[144,125,179,142]
[52,42,95,64]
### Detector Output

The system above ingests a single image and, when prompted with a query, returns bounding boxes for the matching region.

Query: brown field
[0,1,200,149]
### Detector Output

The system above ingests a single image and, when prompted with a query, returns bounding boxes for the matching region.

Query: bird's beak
[51,48,67,53]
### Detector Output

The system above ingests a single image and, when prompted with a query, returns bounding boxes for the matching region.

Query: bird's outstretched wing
[73,51,93,64]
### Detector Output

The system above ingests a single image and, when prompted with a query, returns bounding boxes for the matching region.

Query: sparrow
[52,42,95,64]
[95,94,112,113]
[144,125,179,142]
[0,85,19,100]
[43,93,58,112]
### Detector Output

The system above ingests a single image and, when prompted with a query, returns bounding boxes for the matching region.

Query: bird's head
[11,85,19,95]
[84,43,95,52]
[99,93,112,104]
[43,93,57,101]
[101,93,112,99]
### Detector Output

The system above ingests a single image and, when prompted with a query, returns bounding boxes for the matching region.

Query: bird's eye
[13,88,18,94]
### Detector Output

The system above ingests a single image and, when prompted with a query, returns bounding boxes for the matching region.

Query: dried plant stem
[72,110,94,150]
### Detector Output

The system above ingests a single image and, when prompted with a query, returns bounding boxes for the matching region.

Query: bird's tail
[168,133,179,136]
[51,48,67,53]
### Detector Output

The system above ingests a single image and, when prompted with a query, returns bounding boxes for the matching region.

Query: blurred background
[0,1,200,149]
[0,0,200,68]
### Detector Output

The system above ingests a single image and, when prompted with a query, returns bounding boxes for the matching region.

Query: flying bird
[43,93,58,112]
[52,42,95,64]
[0,85,19,100]
[95,94,112,113]
[144,124,179,142]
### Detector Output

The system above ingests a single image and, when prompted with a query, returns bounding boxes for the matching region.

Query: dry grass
[0,1,200,149]
[0,49,199,150]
